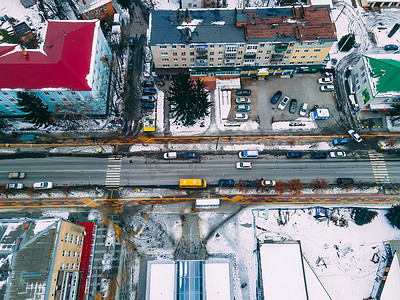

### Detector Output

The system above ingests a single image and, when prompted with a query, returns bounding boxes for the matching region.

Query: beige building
[149,6,336,78]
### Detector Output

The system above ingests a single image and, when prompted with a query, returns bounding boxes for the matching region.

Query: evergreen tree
[338,34,356,52]
[167,73,211,127]
[352,208,378,226]
[16,92,52,127]
[386,205,400,229]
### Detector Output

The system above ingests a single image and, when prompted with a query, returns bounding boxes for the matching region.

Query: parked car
[277,96,290,110]
[337,178,354,185]
[234,113,248,121]
[5,183,24,190]
[141,95,156,102]
[235,89,251,96]
[163,152,177,159]
[318,77,333,84]
[236,104,251,112]
[236,97,251,104]
[299,103,308,117]
[219,179,236,187]
[182,153,197,159]
[329,151,346,158]
[141,81,154,87]
[143,88,157,95]
[9,172,26,179]
[270,91,282,104]
[384,44,398,51]
[141,103,155,109]
[311,152,328,159]
[236,162,252,169]
[261,180,276,187]
[286,152,303,159]
[332,137,348,146]
[289,99,297,114]
[33,181,53,190]
[348,129,362,143]
[320,85,334,92]
[242,180,254,187]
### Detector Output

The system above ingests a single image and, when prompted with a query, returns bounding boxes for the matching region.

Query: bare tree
[387,137,396,147]
[39,0,69,20]
[274,180,286,195]
[341,183,354,191]
[288,139,296,146]
[287,179,303,195]
[309,178,329,192]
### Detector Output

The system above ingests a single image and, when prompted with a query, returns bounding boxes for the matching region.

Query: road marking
[105,155,122,187]
[368,151,390,184]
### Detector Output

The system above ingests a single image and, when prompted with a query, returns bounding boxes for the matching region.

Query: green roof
[366,56,400,94]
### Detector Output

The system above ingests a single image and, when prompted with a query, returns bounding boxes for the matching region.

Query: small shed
[312,108,330,120]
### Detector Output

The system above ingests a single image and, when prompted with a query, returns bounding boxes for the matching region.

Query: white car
[163,152,177,159]
[261,180,276,186]
[348,129,362,143]
[329,151,346,158]
[320,85,334,92]
[299,103,308,117]
[236,162,252,169]
[318,77,333,84]
[236,97,251,104]
[277,96,290,110]
[234,113,248,121]
[5,183,24,190]
[33,181,53,190]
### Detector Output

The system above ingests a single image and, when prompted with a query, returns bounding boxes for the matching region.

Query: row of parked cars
[234,89,252,121]
[141,81,157,110]
[5,173,53,190]
[270,91,308,116]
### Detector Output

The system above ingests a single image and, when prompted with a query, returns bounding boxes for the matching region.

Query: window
[299,43,303,46]
[161,58,169,61]
[318,41,325,45]
[74,251,77,257]
[246,45,257,50]
[71,234,74,243]
[182,58,186,61]
[210,58,214,61]
[68,251,72,257]
[239,44,244,47]
[298,62,303,64]
[65,233,69,242]
[172,45,176,49]
[72,263,75,269]
[260,44,265,47]
[219,44,223,48]
[290,62,295,65]
[361,72,365,78]
[286,50,291,54]
[161,52,168,56]
[159,45,167,49]
[307,42,313,45]
[183,64,187,67]
[210,45,215,48]
[363,79,367,83]
[304,50,309,53]
[218,51,223,55]
[181,52,186,56]
[292,56,297,59]
[283,56,289,59]
[209,64,213,66]
[3,92,8,95]
[360,66,365,71]
[258,51,263,54]
[78,252,81,257]
[357,85,360,90]
[173,58,178,62]
[295,50,300,53]
[50,98,55,102]
[190,58,194,62]
[190,45,194,48]
[218,58,222,61]
[218,63,221,66]
[162,64,170,67]
[44,92,50,95]
[71,92,76,95]
[190,52,194,55]
[256,57,261,60]
[62,250,66,256]
[310,56,317,59]
[174,64,178,67]
[76,236,79,244]
[172,52,177,56]
[60,263,64,270]
[356,79,359,84]
[307,61,313,64]
[190,64,195,67]
[209,51,214,55]
[289,43,295,46]
[301,56,306,59]
[313,49,321,52]
[236,63,241,66]
[237,57,242,60]
[181,45,185,49]
[266,50,271,54]
[76,263,79,269]
[57,92,62,95]
[66,263,69,269]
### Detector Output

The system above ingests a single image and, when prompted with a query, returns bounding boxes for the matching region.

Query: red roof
[77,222,95,300]
[0,20,97,91]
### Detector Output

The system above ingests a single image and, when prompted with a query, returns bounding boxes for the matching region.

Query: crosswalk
[105,156,122,188]
[368,151,390,184]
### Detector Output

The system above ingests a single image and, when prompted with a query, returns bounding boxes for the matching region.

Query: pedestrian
[130,160,133,164]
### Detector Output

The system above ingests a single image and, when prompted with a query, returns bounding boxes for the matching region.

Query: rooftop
[150,6,336,46]
[365,54,400,96]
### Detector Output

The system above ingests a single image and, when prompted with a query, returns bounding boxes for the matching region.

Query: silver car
[277,96,290,110]
[236,97,251,104]
[234,113,248,121]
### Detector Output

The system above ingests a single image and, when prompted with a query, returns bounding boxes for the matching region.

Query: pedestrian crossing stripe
[105,156,122,187]
[368,151,390,184]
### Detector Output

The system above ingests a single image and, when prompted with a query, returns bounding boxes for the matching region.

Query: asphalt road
[0,154,398,188]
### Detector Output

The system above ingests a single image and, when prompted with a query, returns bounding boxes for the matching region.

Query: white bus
[195,198,220,207]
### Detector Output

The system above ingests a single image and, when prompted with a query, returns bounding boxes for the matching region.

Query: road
[0,153,398,187]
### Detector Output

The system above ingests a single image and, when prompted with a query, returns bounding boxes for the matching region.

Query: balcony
[196,53,208,59]
[225,45,238,53]
[274,43,288,53]
[270,54,283,64]
[196,59,208,66]
[224,52,236,58]
[244,53,256,59]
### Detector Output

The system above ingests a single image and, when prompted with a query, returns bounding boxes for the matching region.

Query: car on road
[5,183,24,190]
[299,103,308,117]
[236,104,251,112]
[33,181,53,190]
[318,77,333,84]
[289,99,297,114]
[384,44,398,51]
[141,103,155,109]
[329,151,346,158]
[9,172,26,179]
[277,96,290,110]
[143,88,157,95]
[141,95,156,102]
[332,137,348,146]
[236,97,251,104]
[286,152,303,159]
[219,179,236,187]
[337,178,354,185]
[270,91,282,104]
[311,152,328,159]
[234,113,248,121]
[182,153,197,159]
[348,129,362,143]
[163,152,177,159]
[320,85,334,92]
[235,89,251,96]
[141,81,154,87]
[261,180,276,187]
[236,162,252,169]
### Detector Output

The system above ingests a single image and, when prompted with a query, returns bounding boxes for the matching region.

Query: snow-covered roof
[147,262,175,300]
[73,0,111,14]
[373,26,400,48]
[380,253,400,300]
[205,262,232,300]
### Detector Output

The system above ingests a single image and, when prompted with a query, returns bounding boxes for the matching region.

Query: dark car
[219,179,236,187]
[142,81,154,87]
[182,153,197,159]
[289,99,298,114]
[128,37,134,46]
[141,103,154,109]
[384,44,398,51]
[286,152,303,159]
[235,89,251,96]
[332,137,348,146]
[270,91,282,104]
[141,95,156,102]
[337,178,354,185]
[311,152,328,159]
[143,88,157,95]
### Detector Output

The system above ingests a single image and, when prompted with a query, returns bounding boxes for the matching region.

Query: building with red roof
[0,20,112,116]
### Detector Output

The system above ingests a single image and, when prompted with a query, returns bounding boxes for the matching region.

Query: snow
[205,262,231,300]
[260,242,308,300]
[42,210,70,220]
[380,253,400,300]
[148,262,175,300]
[32,219,57,235]
[272,120,317,131]
[177,19,203,33]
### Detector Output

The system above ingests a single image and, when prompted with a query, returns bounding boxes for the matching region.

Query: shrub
[386,205,400,229]
[352,208,378,225]
[338,34,356,51]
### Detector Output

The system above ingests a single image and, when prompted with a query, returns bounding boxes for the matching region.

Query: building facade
[350,54,400,111]
[73,0,116,22]
[149,6,336,78]
[0,20,112,116]
[360,0,400,8]
[181,0,221,8]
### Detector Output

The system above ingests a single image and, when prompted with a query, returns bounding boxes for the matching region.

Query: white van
[238,150,259,159]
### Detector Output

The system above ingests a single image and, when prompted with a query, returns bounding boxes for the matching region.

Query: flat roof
[148,263,175,300]
[205,262,231,300]
[380,254,400,300]
[260,242,308,300]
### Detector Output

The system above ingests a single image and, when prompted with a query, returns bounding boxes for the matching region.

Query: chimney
[21,48,28,56]
[177,9,180,22]
[185,9,189,23]
[300,5,305,18]
[185,27,190,42]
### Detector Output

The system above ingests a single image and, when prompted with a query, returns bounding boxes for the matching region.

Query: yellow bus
[179,179,207,188]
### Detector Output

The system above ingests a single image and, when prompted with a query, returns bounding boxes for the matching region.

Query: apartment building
[149,6,336,79]
[350,54,400,111]
[0,20,112,116]
[73,0,116,22]
[181,0,221,9]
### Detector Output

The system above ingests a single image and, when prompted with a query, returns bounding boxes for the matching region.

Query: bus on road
[179,179,207,188]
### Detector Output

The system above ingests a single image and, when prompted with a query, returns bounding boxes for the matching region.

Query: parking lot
[228,73,344,133]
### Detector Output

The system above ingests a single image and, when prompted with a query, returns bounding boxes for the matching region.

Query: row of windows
[159,49,322,57]
[158,41,326,49]
[162,61,319,68]
[160,54,320,62]
[62,250,82,257]
[60,262,79,270]
[65,233,83,245]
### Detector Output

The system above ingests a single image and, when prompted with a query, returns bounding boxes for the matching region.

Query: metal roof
[366,55,400,94]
